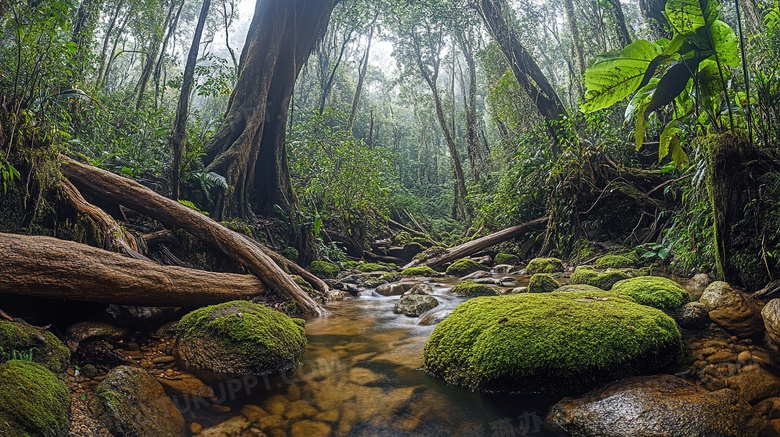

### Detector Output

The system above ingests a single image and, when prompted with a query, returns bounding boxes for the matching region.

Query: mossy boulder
[0,320,70,374]
[526,257,564,274]
[401,266,440,277]
[555,284,604,294]
[309,261,340,279]
[528,274,560,293]
[423,292,683,395]
[90,365,185,437]
[394,295,439,317]
[595,255,636,269]
[446,258,486,276]
[357,262,391,273]
[570,266,630,290]
[175,301,307,378]
[611,276,691,312]
[494,253,520,266]
[0,360,70,437]
[451,281,501,297]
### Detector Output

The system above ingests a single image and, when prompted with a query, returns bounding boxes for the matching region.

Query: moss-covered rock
[175,301,307,378]
[555,284,604,293]
[357,262,391,273]
[611,276,691,312]
[309,261,340,279]
[423,292,683,395]
[451,281,500,297]
[0,360,70,437]
[394,295,439,317]
[494,253,520,266]
[90,365,184,437]
[570,266,630,290]
[528,274,560,293]
[526,257,564,274]
[446,258,486,276]
[341,260,359,270]
[595,255,636,268]
[0,320,70,374]
[401,266,440,277]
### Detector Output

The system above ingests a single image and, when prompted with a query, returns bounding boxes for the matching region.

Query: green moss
[357,262,390,272]
[423,292,682,394]
[401,266,439,277]
[0,360,70,436]
[309,260,340,278]
[411,237,433,247]
[570,266,631,290]
[611,276,691,312]
[526,257,564,274]
[494,253,520,265]
[0,320,70,374]
[554,284,605,293]
[528,274,560,293]
[382,272,402,283]
[177,301,307,374]
[341,261,359,270]
[446,258,485,276]
[451,281,500,297]
[394,295,439,317]
[595,255,636,268]
[292,275,316,297]
[393,232,412,245]
[362,277,387,288]
[574,239,597,261]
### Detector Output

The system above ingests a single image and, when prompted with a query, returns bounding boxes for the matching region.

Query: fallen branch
[0,233,265,307]
[60,155,325,316]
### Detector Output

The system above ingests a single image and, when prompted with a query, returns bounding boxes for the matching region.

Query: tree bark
[318,28,353,114]
[349,17,377,129]
[456,28,485,182]
[59,155,326,315]
[0,233,266,307]
[405,217,549,269]
[171,0,211,201]
[608,0,632,47]
[153,0,185,108]
[134,0,176,110]
[100,3,134,90]
[563,0,586,76]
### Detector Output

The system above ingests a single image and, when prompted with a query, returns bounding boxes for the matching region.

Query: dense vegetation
[0,0,779,289]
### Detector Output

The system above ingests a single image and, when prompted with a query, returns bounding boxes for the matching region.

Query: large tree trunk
[349,16,377,129]
[95,0,124,89]
[563,0,586,76]
[608,0,633,47]
[456,28,486,183]
[472,0,570,150]
[0,233,266,307]
[133,0,176,109]
[171,0,211,201]
[59,155,326,315]
[318,28,353,114]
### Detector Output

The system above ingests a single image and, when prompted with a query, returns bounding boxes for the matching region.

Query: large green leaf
[645,61,698,117]
[659,120,689,167]
[666,0,721,35]
[696,58,733,99]
[708,20,739,67]
[625,79,659,150]
[581,40,662,113]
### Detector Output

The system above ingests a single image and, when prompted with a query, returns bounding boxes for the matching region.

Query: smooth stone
[156,371,214,399]
[289,420,331,437]
[676,302,710,329]
[263,394,291,416]
[199,416,251,436]
[701,282,764,337]
[375,282,416,296]
[763,299,780,345]
[348,367,381,385]
[461,270,491,280]
[727,368,780,404]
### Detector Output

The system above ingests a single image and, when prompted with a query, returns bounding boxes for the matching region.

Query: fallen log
[405,217,549,269]
[0,233,265,307]
[388,218,426,238]
[59,155,325,316]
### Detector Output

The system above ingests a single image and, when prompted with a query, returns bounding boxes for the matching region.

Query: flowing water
[189,271,706,436]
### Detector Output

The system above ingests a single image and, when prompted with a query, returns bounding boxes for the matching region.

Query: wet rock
[240,404,269,423]
[528,273,560,293]
[386,243,424,262]
[546,374,777,437]
[491,264,514,274]
[445,258,486,276]
[727,368,780,404]
[263,394,291,416]
[375,282,416,296]
[156,321,179,336]
[473,277,500,285]
[675,302,710,329]
[701,282,764,337]
[156,371,214,399]
[0,360,70,437]
[106,305,172,329]
[763,299,780,345]
[692,273,714,288]
[494,253,519,265]
[0,319,70,373]
[152,355,176,364]
[90,365,185,437]
[471,255,493,266]
[418,309,452,326]
[394,295,439,317]
[462,270,490,280]
[757,397,780,419]
[290,420,330,437]
[174,301,306,379]
[402,283,433,296]
[498,277,518,287]
[65,321,127,350]
[510,286,528,294]
[199,416,252,436]
[284,400,318,420]
[80,363,99,379]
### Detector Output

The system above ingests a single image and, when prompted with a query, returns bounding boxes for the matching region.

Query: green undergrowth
[309,260,340,278]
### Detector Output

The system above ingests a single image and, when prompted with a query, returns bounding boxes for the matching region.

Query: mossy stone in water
[357,262,391,272]
[175,301,307,378]
[451,281,500,297]
[0,320,70,374]
[401,266,439,277]
[555,284,604,293]
[394,295,439,317]
[0,360,70,437]
[595,254,636,268]
[526,257,564,274]
[423,292,682,395]
[309,261,340,278]
[494,253,520,265]
[611,276,691,312]
[528,274,560,293]
[446,258,486,276]
[570,266,630,290]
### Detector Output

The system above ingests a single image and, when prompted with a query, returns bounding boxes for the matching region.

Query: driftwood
[0,233,265,307]
[59,155,325,316]
[405,217,549,269]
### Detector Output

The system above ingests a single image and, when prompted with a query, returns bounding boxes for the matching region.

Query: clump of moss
[176,301,307,376]
[595,255,636,269]
[574,239,598,261]
[341,260,359,270]
[570,266,630,290]
[526,257,564,274]
[423,292,682,395]
[292,275,317,297]
[494,253,520,265]
[611,276,691,312]
[528,274,560,293]
[309,260,340,278]
[446,258,485,276]
[401,266,439,277]
[451,281,500,297]
[393,232,412,245]
[382,272,402,283]
[411,237,433,247]
[0,320,70,374]
[554,284,604,293]
[0,360,70,436]
[357,262,390,272]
